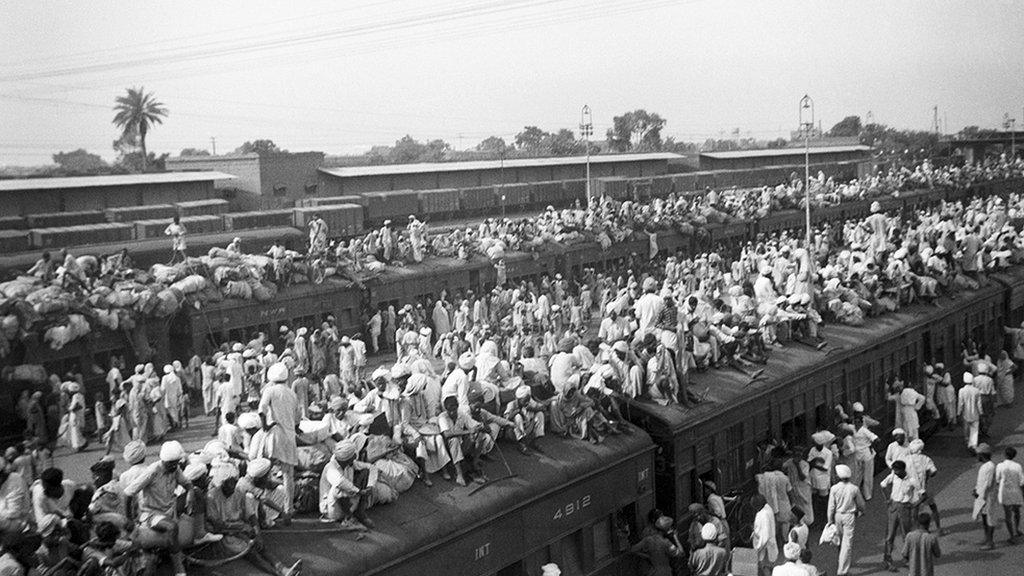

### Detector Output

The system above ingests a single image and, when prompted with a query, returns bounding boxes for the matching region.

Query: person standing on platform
[958,373,983,453]
[973,444,999,550]
[901,512,941,576]
[827,464,865,576]
[751,493,778,576]
[907,439,943,534]
[851,416,878,501]
[973,363,997,438]
[880,460,921,571]
[995,446,1023,543]
[689,522,728,576]
[630,515,682,576]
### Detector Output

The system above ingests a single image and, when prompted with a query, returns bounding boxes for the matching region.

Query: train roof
[0,171,236,192]
[214,430,653,576]
[626,277,1006,436]
[0,226,304,272]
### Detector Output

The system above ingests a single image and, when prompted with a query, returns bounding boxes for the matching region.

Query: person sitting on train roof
[205,468,302,576]
[318,438,376,529]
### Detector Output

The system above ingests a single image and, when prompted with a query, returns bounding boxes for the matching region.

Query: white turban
[267,362,289,383]
[159,441,185,462]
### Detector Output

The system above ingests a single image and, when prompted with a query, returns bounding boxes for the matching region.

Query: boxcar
[217,432,654,576]
[178,280,364,358]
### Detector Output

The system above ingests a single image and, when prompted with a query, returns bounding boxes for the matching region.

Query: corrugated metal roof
[699,145,871,160]
[0,171,237,192]
[319,152,681,178]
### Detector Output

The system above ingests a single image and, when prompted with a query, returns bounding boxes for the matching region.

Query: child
[217,411,245,456]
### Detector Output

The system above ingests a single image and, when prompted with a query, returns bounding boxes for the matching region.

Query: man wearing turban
[318,439,377,529]
[123,441,191,576]
[258,363,301,519]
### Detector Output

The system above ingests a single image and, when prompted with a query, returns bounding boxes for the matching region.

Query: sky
[1,0,1023,166]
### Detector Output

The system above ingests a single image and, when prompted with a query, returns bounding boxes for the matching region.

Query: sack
[374,459,415,493]
[223,280,252,300]
[364,434,394,462]
[295,445,331,474]
[371,481,398,505]
[11,364,47,383]
[252,282,274,302]
[170,274,207,295]
[150,264,179,284]
[292,472,320,514]
[819,522,840,546]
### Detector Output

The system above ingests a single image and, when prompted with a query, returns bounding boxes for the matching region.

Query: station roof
[319,152,682,178]
[699,145,871,160]
[0,171,236,192]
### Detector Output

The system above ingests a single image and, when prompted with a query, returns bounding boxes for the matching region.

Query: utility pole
[933,106,940,135]
[580,105,593,206]
[210,137,217,155]
[1004,114,1016,158]
[799,95,814,251]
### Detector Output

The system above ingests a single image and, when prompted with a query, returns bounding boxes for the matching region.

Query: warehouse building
[0,171,234,217]
[166,151,324,208]
[317,152,681,196]
[698,145,872,172]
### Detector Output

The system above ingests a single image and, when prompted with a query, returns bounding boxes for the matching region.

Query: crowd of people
[2,156,1024,576]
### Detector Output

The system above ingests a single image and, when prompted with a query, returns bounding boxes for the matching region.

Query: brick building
[166,151,324,208]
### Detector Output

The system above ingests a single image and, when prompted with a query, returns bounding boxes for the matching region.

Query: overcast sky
[1,0,1022,166]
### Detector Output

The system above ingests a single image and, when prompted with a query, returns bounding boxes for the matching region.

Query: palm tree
[112,87,167,171]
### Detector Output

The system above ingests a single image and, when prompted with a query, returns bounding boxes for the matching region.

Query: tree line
[27,86,1005,177]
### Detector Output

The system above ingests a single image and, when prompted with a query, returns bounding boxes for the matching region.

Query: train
[0,159,863,268]
[2,176,1023,575]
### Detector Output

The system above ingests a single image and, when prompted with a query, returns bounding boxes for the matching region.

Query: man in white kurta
[751,494,778,575]
[259,362,301,516]
[160,365,183,429]
[958,374,983,451]
[827,464,864,576]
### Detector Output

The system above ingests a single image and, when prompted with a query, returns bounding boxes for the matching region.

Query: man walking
[902,512,941,576]
[958,373,982,453]
[827,464,865,576]
[973,444,999,550]
[995,446,1023,543]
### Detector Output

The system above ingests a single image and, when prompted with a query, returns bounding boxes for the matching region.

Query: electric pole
[210,137,217,155]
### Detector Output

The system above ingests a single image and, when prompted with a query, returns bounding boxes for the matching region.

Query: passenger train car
[236,434,656,576]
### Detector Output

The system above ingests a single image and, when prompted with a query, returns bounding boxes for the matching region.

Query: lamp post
[1005,113,1017,158]
[499,140,507,218]
[580,105,593,206]
[799,95,814,249]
